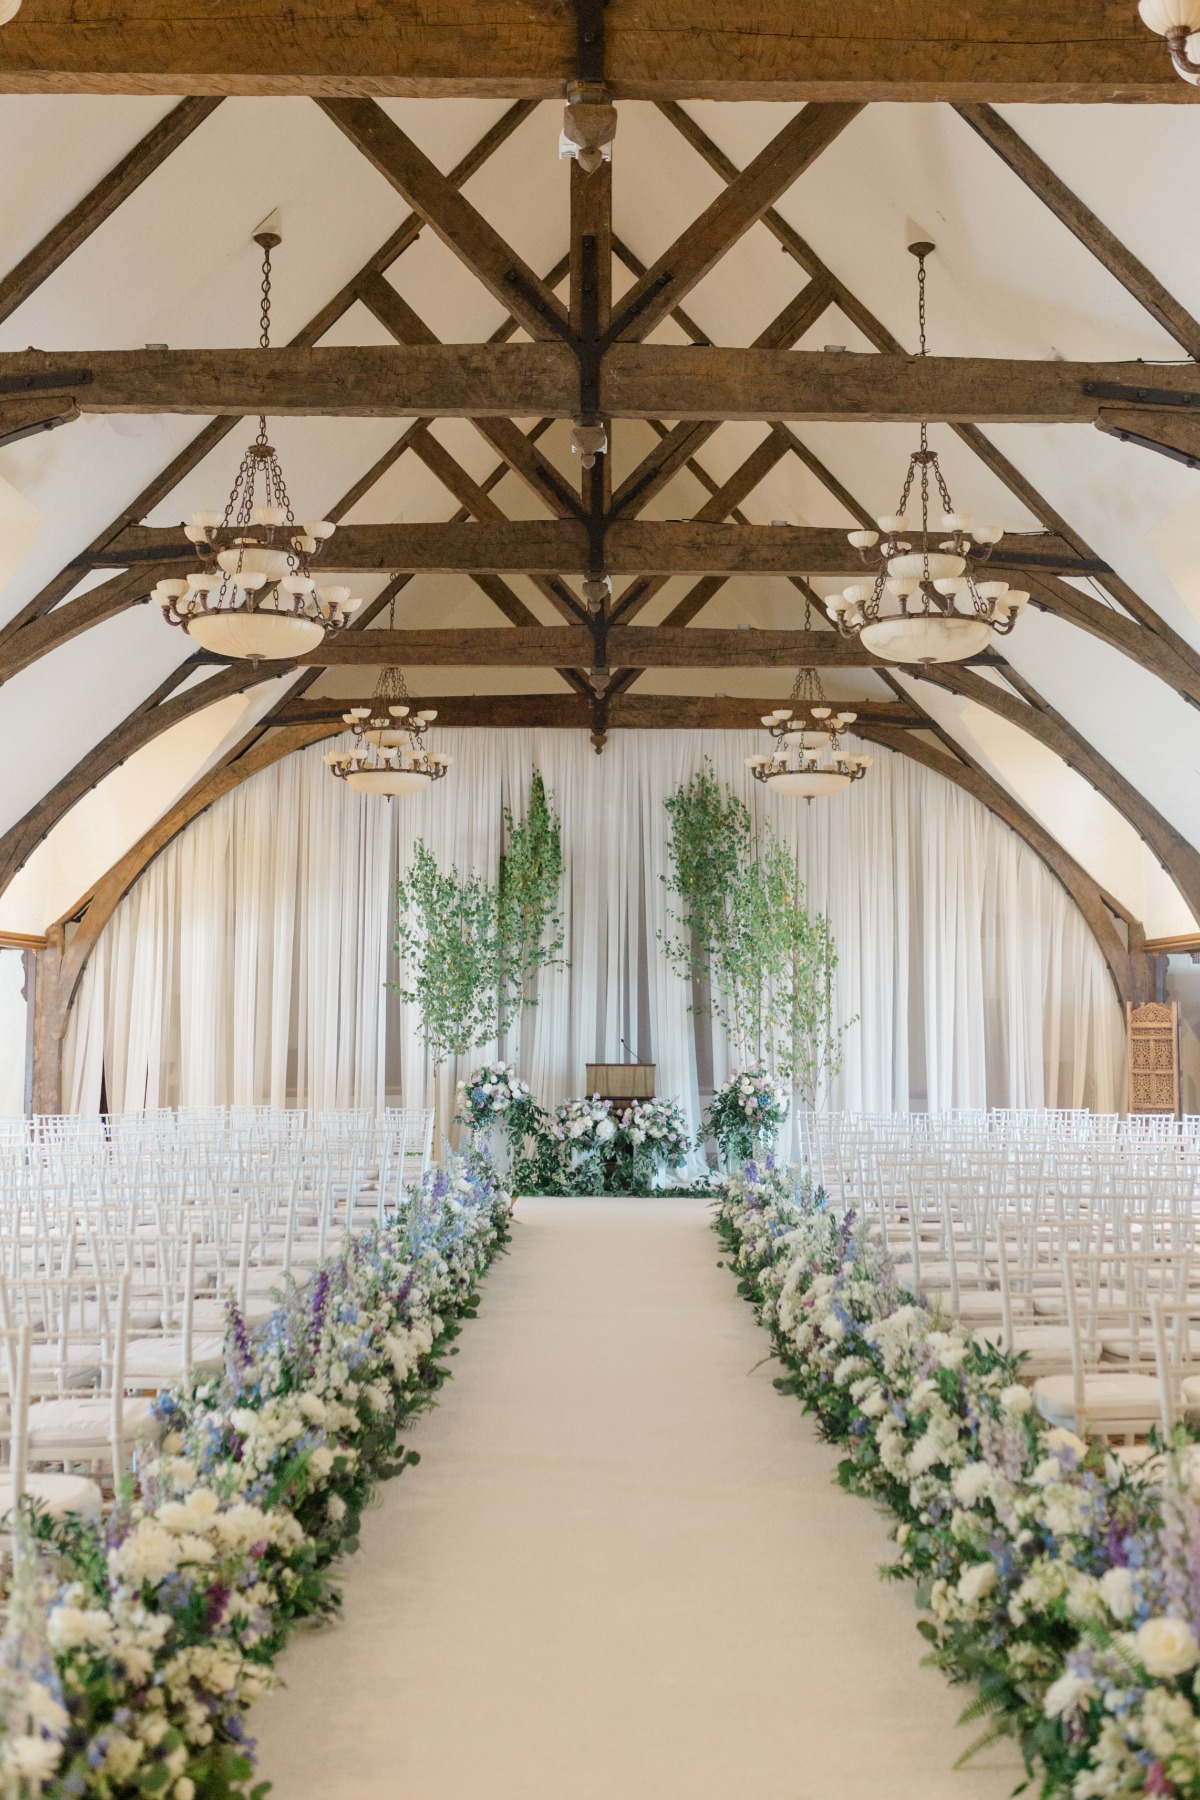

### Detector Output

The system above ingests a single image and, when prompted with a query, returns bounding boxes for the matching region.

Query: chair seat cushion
[26,1394,162,1451]
[0,1470,104,1521]
[192,1295,275,1332]
[1033,1371,1162,1428]
[948,1291,1004,1321]
[123,1333,225,1381]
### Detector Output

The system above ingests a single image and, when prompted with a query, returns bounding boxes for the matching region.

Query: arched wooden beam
[856,724,1149,1011]
[900,661,1200,927]
[0,660,296,895]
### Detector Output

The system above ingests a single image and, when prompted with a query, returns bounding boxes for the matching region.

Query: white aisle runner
[252,1198,1020,1800]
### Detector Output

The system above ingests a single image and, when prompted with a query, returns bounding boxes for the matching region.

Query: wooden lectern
[586,1063,655,1116]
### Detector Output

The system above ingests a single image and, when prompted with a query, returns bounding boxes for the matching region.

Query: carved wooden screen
[1126,1001,1181,1118]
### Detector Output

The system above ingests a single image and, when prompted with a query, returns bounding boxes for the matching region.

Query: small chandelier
[324,666,452,797]
[824,244,1029,665]
[1137,0,1200,81]
[745,658,872,800]
[155,217,363,663]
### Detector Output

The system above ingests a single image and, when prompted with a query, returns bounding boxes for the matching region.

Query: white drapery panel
[63,729,1125,1121]
[64,747,391,1113]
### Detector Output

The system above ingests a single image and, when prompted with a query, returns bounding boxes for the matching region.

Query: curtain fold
[63,729,1126,1122]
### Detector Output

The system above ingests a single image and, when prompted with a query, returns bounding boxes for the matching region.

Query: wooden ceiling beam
[0,564,179,685]
[16,343,1200,424]
[95,518,1096,577]
[0,96,222,328]
[275,694,920,728]
[0,5,1183,102]
[609,277,834,520]
[955,103,1200,363]
[317,98,570,343]
[610,103,860,343]
[293,626,884,668]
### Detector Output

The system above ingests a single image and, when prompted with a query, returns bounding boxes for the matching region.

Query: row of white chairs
[796,1111,1200,1454]
[0,1106,436,1537]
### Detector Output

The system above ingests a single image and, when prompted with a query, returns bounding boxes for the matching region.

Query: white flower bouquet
[703,1067,790,1166]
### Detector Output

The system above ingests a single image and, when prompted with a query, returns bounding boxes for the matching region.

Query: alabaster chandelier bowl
[181,603,328,662]
[858,610,996,665]
[762,766,854,799]
[343,765,441,797]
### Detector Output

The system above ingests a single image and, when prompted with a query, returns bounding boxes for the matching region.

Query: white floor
[252,1197,1021,1800]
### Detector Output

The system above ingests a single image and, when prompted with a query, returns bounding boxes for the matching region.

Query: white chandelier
[155,219,363,663]
[745,662,872,800]
[824,245,1029,665]
[1137,0,1200,81]
[324,667,452,797]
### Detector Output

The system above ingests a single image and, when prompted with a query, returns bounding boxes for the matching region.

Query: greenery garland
[392,769,565,1065]
[0,1158,511,1800]
[717,1165,1200,1799]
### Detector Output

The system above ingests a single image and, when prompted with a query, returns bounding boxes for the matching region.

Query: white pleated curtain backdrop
[63,729,1125,1126]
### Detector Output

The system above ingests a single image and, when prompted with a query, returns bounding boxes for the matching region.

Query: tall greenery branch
[391,768,565,1066]
[662,763,855,1108]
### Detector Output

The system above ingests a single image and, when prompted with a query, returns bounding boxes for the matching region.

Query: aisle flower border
[717,1164,1200,1800]
[0,1152,511,1800]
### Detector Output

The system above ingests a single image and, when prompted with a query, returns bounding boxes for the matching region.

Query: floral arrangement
[613,1097,690,1193]
[0,1153,511,1800]
[702,1067,790,1165]
[717,1162,1200,1799]
[455,1061,532,1132]
[476,1090,696,1197]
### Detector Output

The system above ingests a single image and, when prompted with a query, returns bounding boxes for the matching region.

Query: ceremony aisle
[252,1198,1021,1800]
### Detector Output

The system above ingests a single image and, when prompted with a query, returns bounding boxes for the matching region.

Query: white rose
[999,1384,1032,1416]
[4,1736,62,1783]
[1043,1672,1093,1718]
[952,1463,992,1508]
[957,1562,998,1606]
[48,1604,113,1653]
[1099,1566,1136,1622]
[1044,1426,1087,1463]
[1135,1616,1200,1678]
[595,1119,616,1141]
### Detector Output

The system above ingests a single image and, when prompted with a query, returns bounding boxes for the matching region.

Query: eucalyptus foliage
[497,770,566,1027]
[662,763,854,1107]
[392,770,565,1065]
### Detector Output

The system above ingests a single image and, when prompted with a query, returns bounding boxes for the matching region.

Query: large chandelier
[155,218,363,663]
[824,244,1029,665]
[324,667,452,797]
[1137,0,1200,81]
[745,660,872,800]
